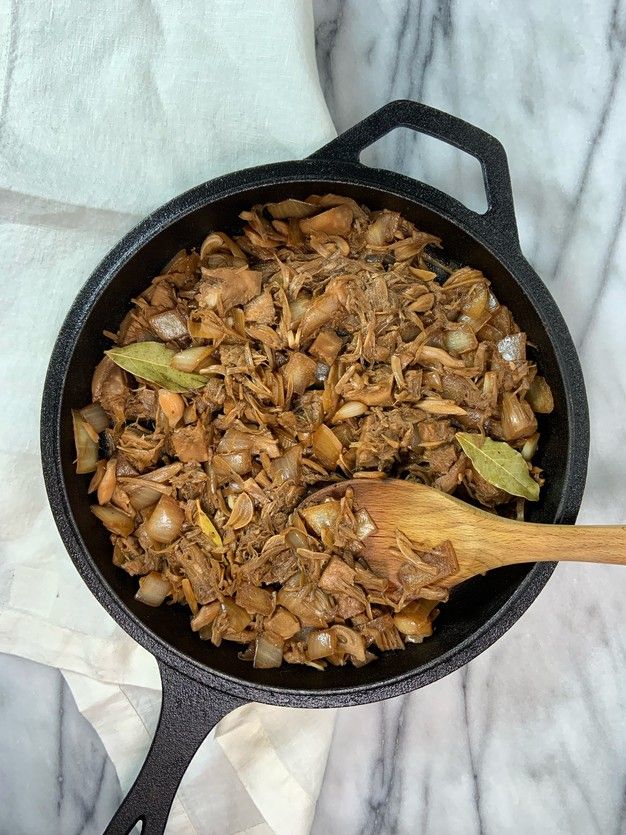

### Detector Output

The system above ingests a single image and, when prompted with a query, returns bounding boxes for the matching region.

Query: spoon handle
[486,520,626,568]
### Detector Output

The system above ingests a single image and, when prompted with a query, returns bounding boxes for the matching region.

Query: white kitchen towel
[0,1,337,832]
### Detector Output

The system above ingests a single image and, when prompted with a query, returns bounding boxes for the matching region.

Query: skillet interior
[54,180,581,695]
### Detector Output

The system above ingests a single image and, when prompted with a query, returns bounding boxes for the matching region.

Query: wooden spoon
[305,479,626,589]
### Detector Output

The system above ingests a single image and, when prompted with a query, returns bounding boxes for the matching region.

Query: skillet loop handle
[309,99,519,246]
[104,662,246,835]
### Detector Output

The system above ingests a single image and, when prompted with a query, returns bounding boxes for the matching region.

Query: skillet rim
[40,158,589,708]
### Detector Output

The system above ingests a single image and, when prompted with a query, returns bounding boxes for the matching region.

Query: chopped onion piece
[331,401,368,423]
[191,601,220,631]
[145,495,184,543]
[88,460,106,493]
[80,402,109,433]
[355,508,377,540]
[221,599,252,632]
[135,572,171,607]
[282,352,317,395]
[521,433,540,462]
[497,332,526,363]
[126,480,167,511]
[285,527,311,551]
[444,327,478,356]
[253,634,284,669]
[307,629,337,660]
[236,583,274,616]
[171,346,214,372]
[266,199,316,219]
[527,375,554,414]
[72,410,99,474]
[330,625,366,662]
[300,205,353,236]
[91,504,134,536]
[311,424,342,469]
[301,500,341,536]
[288,295,311,326]
[501,392,537,441]
[225,492,254,530]
[393,600,437,638]
[270,444,302,485]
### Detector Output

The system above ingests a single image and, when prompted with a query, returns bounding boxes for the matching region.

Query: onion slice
[145,495,184,544]
[135,572,171,607]
[91,504,135,536]
[72,410,99,474]
[253,634,284,668]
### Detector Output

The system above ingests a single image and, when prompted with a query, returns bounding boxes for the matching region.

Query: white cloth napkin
[0,1,337,832]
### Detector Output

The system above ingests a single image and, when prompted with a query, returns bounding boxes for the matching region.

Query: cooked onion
[501,392,537,441]
[307,629,337,660]
[135,572,171,607]
[125,480,168,511]
[253,634,284,668]
[72,410,99,474]
[80,402,109,433]
[311,424,342,469]
[145,495,184,543]
[331,401,368,423]
[221,599,252,632]
[521,433,540,462]
[225,493,254,530]
[527,375,554,414]
[394,600,437,638]
[444,327,477,356]
[171,346,214,372]
[330,625,366,662]
[91,504,134,536]
[301,500,341,536]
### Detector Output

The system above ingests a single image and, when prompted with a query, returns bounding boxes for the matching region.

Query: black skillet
[40,100,589,834]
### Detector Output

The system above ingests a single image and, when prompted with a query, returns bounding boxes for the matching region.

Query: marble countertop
[1,1,625,833]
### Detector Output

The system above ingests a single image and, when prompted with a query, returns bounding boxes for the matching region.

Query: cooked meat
[78,195,551,670]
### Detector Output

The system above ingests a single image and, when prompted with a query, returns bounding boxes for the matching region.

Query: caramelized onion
[311,424,342,469]
[135,572,171,607]
[145,495,184,543]
[253,634,284,668]
[527,375,554,414]
[91,504,134,536]
[80,402,109,434]
[501,392,537,441]
[307,629,337,660]
[72,410,99,474]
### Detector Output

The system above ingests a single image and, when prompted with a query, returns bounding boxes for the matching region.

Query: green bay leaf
[105,341,208,393]
[455,432,540,501]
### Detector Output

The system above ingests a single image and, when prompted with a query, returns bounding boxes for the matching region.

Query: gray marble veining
[312,1,626,833]
[0,653,121,835]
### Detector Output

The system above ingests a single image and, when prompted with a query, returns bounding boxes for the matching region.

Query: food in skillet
[73,195,554,669]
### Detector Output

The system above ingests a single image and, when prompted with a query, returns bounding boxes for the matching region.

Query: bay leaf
[455,432,540,501]
[195,500,222,547]
[105,342,207,393]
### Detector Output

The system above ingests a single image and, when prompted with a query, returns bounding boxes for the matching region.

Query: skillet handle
[309,99,520,247]
[104,661,246,835]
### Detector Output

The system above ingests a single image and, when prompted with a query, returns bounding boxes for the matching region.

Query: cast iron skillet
[41,100,589,834]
